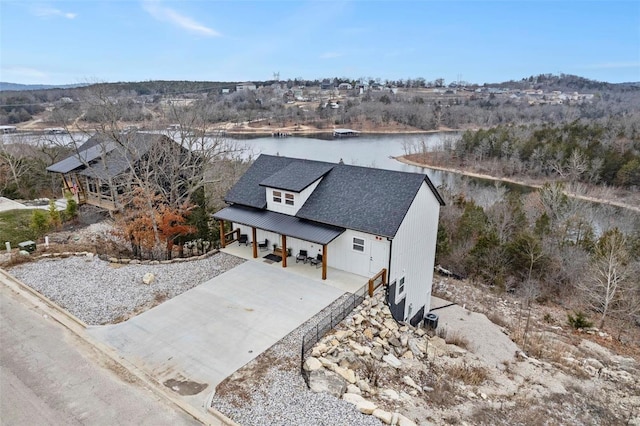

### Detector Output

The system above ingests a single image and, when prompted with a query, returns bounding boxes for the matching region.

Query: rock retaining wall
[302,292,469,426]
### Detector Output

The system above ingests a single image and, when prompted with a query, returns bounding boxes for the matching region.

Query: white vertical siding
[296,179,322,209]
[389,182,441,322]
[327,230,390,278]
[234,221,389,280]
[265,178,322,216]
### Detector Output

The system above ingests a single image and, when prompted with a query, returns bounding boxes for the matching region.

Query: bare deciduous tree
[578,228,637,329]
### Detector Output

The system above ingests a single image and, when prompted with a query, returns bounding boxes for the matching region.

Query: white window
[352,237,365,252]
[273,191,282,203]
[285,193,294,206]
[398,276,405,297]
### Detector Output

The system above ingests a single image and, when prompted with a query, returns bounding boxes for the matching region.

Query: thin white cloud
[585,61,640,70]
[320,52,344,59]
[30,4,77,19]
[2,66,48,79]
[142,1,220,37]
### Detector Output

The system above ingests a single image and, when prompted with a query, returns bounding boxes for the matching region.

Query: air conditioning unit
[424,313,439,330]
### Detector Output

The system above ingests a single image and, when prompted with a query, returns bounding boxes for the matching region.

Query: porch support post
[322,244,327,280]
[252,227,257,258]
[282,235,287,268]
[219,220,226,248]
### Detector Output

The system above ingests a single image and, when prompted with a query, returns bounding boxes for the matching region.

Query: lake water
[234,133,638,235]
[5,130,636,233]
[235,133,531,201]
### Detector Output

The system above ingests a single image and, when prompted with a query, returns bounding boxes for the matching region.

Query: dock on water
[333,128,360,138]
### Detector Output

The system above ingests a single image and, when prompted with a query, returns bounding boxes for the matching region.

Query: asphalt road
[0,285,199,426]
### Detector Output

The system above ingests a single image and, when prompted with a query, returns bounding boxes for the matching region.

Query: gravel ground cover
[211,293,382,426]
[7,252,244,325]
[8,241,381,424]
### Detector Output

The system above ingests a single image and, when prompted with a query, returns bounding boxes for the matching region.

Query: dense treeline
[455,120,640,188]
[2,74,639,130]
[436,181,640,328]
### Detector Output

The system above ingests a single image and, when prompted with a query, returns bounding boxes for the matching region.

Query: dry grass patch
[438,327,471,350]
[446,362,489,386]
[486,311,510,328]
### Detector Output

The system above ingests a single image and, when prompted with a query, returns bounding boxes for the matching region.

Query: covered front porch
[220,243,368,294]
[214,205,358,286]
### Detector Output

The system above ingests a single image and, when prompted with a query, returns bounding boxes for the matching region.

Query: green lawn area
[0,209,41,247]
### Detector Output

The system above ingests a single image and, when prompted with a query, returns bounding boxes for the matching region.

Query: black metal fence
[300,285,367,375]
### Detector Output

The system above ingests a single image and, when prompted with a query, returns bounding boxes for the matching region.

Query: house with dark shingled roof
[213,154,445,326]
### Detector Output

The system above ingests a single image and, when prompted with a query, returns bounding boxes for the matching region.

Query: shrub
[567,311,593,329]
[29,209,50,237]
[48,200,61,229]
[64,198,78,221]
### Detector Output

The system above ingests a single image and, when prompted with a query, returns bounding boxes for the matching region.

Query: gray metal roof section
[259,161,334,192]
[47,133,163,179]
[46,137,117,173]
[79,135,157,179]
[213,205,344,245]
[224,154,445,239]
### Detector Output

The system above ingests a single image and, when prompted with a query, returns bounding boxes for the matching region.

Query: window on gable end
[285,193,294,206]
[273,190,282,203]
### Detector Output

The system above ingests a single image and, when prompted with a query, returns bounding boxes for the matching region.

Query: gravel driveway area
[7,253,244,325]
[211,292,381,426]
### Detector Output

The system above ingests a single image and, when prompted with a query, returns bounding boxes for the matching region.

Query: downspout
[385,237,393,305]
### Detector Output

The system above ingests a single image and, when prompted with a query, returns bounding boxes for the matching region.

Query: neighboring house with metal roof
[46,133,176,210]
[213,154,445,325]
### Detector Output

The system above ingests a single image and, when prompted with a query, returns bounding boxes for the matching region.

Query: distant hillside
[490,74,640,93]
[0,82,88,91]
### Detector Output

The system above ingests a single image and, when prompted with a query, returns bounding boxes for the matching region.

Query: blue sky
[1,1,638,85]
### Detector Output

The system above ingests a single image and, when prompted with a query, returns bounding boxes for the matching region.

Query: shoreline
[223,128,462,138]
[396,155,640,213]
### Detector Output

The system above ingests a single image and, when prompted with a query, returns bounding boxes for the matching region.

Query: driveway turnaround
[87,261,345,405]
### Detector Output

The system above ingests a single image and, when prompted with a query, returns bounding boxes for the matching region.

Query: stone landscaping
[298,286,640,425]
[302,292,475,425]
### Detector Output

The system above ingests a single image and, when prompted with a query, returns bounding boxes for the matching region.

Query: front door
[369,240,388,275]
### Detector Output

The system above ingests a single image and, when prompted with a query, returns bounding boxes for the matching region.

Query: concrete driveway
[87,261,344,405]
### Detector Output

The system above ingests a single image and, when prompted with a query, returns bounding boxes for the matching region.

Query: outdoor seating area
[296,250,308,263]
[258,239,269,251]
[219,243,366,294]
[309,254,322,268]
[238,234,249,246]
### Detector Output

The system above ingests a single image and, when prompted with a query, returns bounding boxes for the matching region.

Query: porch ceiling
[214,205,345,245]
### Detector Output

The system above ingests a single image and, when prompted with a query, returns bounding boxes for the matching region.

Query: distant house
[0,125,17,134]
[236,82,257,91]
[213,154,445,325]
[338,82,353,90]
[320,79,335,90]
[221,88,230,94]
[46,132,183,211]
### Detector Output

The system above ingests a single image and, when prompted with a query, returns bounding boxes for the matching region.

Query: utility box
[18,240,36,253]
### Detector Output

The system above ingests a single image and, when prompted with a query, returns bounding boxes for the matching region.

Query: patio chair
[238,234,249,246]
[309,253,322,268]
[296,250,308,263]
[258,239,269,251]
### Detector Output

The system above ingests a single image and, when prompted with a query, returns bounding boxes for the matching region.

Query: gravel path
[211,293,382,426]
[7,252,244,325]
